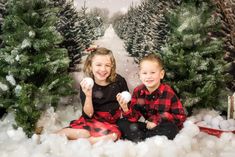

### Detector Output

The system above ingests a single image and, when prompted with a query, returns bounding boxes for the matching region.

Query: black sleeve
[117,74,129,92]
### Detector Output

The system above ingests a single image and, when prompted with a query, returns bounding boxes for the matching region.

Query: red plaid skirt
[69,116,121,138]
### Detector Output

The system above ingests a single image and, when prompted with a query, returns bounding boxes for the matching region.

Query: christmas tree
[52,0,107,72]
[212,0,235,92]
[160,1,232,111]
[112,0,181,61]
[89,7,109,38]
[0,0,7,118]
[0,0,75,137]
[52,0,83,72]
[74,1,94,50]
[0,0,6,48]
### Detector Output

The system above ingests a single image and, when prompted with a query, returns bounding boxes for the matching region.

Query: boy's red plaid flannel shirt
[123,83,186,128]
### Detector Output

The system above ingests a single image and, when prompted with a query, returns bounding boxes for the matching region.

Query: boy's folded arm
[171,110,187,126]
[122,107,141,122]
[148,112,183,125]
[160,110,186,123]
[148,114,162,125]
[170,96,187,126]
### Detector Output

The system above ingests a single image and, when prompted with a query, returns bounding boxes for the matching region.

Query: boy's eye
[151,72,156,74]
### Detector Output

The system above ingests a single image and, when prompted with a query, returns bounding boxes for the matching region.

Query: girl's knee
[77,129,90,138]
[111,133,118,141]
[56,128,90,140]
[55,128,68,135]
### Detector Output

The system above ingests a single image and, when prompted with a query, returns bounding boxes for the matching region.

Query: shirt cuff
[122,109,132,116]
[149,114,161,125]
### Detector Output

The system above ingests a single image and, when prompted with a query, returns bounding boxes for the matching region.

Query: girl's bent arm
[83,95,94,118]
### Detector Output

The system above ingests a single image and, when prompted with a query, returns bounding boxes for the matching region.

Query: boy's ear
[160,69,165,79]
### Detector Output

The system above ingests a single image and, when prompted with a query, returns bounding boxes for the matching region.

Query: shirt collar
[140,83,164,96]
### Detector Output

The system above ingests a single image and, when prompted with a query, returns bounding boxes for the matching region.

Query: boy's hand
[146,120,157,129]
[80,79,92,97]
[116,93,129,112]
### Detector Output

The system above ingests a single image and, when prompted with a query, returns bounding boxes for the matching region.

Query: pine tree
[123,6,138,56]
[112,12,125,39]
[112,0,181,61]
[0,0,7,118]
[160,1,231,111]
[211,0,235,91]
[52,0,83,72]
[131,2,151,59]
[0,0,7,48]
[89,7,109,38]
[77,2,95,48]
[0,0,75,137]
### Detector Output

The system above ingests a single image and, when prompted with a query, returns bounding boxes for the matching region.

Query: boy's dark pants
[117,118,179,142]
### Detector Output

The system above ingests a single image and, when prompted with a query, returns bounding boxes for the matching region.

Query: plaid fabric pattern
[123,83,186,127]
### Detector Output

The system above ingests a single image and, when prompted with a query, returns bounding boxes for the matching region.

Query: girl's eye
[105,65,112,68]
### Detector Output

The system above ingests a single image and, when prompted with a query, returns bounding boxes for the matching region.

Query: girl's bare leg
[88,133,118,144]
[56,128,90,140]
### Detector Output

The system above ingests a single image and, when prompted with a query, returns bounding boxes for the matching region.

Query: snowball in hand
[120,91,131,103]
[83,77,94,89]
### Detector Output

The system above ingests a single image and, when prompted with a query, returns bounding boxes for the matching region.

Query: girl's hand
[146,121,157,129]
[116,93,129,112]
[80,79,92,97]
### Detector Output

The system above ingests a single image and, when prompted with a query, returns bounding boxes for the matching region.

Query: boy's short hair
[139,53,164,69]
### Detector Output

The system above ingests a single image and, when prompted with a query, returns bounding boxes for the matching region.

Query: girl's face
[91,55,112,85]
[139,60,164,92]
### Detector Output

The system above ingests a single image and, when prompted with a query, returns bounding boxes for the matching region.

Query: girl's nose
[100,65,106,71]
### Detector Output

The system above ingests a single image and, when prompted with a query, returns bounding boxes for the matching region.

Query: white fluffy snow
[1,107,235,157]
[1,25,235,157]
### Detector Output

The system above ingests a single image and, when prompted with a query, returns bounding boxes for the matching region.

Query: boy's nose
[146,74,152,77]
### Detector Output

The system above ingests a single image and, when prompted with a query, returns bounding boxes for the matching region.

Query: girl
[56,47,129,144]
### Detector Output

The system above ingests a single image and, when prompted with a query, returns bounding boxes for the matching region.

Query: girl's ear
[160,69,165,79]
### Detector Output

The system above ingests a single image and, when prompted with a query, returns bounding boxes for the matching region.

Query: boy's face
[139,60,164,91]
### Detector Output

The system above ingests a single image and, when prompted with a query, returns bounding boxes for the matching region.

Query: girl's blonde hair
[83,47,117,83]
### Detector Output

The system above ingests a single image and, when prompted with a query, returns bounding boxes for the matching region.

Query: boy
[117,54,186,142]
